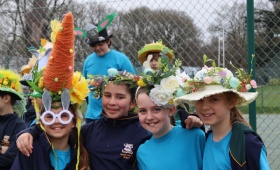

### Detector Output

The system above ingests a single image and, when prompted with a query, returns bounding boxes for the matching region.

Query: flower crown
[137,49,185,107]
[179,55,257,95]
[88,69,140,99]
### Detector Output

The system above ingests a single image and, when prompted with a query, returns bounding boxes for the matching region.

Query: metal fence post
[247,0,256,131]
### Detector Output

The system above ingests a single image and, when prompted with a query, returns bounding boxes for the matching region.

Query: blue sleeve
[82,57,88,78]
[260,145,270,170]
[120,53,136,74]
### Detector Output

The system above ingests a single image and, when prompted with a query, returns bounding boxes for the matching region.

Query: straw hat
[138,40,174,64]
[174,56,258,106]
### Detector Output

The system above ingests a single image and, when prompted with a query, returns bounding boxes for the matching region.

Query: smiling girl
[135,55,205,170]
[174,56,270,170]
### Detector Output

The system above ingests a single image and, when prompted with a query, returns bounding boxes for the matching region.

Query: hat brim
[20,80,30,87]
[138,50,174,64]
[88,34,113,46]
[0,88,24,100]
[174,85,258,106]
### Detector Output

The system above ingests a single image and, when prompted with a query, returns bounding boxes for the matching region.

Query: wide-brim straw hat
[174,85,258,106]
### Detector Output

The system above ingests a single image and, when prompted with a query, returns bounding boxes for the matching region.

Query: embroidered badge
[1,135,10,146]
[120,143,133,159]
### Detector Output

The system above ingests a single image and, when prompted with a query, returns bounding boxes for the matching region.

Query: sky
[79,0,273,41]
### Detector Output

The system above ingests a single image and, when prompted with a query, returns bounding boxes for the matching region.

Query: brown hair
[224,92,251,128]
[147,52,161,61]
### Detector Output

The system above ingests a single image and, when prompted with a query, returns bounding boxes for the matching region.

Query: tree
[208,2,248,69]
[114,6,203,66]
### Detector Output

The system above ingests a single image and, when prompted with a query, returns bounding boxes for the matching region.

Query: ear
[3,95,11,103]
[168,106,176,117]
[129,99,136,111]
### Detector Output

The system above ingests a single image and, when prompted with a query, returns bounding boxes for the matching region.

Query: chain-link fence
[0,0,279,169]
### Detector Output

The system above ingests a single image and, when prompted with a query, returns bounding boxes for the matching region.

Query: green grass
[239,85,280,114]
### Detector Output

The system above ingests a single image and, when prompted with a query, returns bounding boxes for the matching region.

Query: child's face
[195,93,232,128]
[137,92,174,138]
[91,41,110,56]
[42,103,75,140]
[30,97,43,109]
[149,54,161,70]
[102,83,135,119]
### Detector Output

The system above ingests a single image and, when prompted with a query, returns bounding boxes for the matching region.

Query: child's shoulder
[175,126,205,136]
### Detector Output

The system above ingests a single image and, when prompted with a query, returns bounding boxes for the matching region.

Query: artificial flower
[149,86,174,106]
[50,19,61,43]
[160,75,179,92]
[70,71,89,105]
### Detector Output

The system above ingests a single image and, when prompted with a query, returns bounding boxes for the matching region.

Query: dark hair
[0,91,18,106]
[224,92,251,127]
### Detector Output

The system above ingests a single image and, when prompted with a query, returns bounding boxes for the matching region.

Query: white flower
[149,86,174,106]
[160,75,179,92]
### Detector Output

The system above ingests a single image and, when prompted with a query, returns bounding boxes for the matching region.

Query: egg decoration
[108,68,118,76]
[176,89,187,97]
[245,84,252,90]
[144,68,153,75]
[229,77,239,88]
[203,76,213,84]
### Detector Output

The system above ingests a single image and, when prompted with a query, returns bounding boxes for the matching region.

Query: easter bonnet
[174,55,258,106]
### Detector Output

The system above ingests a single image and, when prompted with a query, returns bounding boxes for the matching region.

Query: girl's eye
[137,109,147,114]
[210,98,218,102]
[116,96,125,99]
[103,94,111,98]
[152,107,163,113]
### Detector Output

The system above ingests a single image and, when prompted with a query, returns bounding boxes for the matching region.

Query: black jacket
[11,126,78,170]
[82,111,151,170]
[0,113,26,170]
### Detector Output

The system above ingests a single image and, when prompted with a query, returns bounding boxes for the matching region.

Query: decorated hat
[138,40,175,64]
[0,69,24,100]
[28,12,89,170]
[88,68,140,99]
[174,55,258,106]
[21,39,53,87]
[20,56,37,75]
[136,49,187,108]
[85,12,116,46]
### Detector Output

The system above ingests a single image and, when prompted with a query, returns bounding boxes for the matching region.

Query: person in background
[0,69,26,170]
[20,38,52,127]
[83,13,135,123]
[174,55,270,170]
[138,40,202,129]
[135,54,205,169]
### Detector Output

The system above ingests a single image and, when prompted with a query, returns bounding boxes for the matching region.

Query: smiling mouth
[202,113,214,117]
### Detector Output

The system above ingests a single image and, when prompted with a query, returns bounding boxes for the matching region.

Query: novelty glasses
[40,110,74,125]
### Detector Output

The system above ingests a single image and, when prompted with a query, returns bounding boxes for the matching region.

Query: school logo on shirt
[120,143,133,159]
[1,135,10,146]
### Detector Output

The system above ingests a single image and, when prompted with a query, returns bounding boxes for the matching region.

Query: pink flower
[250,80,257,88]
